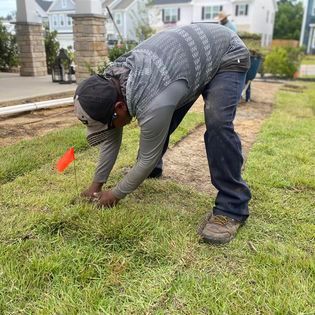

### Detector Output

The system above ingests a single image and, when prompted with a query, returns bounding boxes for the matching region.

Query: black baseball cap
[74,74,118,146]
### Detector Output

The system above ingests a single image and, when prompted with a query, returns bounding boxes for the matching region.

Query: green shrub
[0,20,19,70]
[44,28,60,74]
[88,43,137,75]
[108,43,131,61]
[239,32,262,52]
[264,47,304,78]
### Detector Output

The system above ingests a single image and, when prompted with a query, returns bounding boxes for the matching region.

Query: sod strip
[0,112,204,185]
[0,84,313,313]
[149,83,315,314]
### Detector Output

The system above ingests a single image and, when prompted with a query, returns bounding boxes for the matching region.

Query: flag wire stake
[73,158,79,194]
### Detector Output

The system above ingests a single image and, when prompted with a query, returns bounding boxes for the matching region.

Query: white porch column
[70,0,108,83]
[15,0,47,76]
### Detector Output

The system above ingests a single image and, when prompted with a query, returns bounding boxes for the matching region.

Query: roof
[35,0,53,12]
[102,0,116,7]
[112,0,135,10]
[153,0,191,4]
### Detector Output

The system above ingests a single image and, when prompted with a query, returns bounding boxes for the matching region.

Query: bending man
[74,23,251,244]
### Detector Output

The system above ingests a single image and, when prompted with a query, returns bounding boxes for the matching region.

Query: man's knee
[205,114,227,130]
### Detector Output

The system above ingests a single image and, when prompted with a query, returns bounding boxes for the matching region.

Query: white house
[35,0,53,27]
[104,0,149,42]
[47,0,75,48]
[300,0,315,54]
[1,0,52,35]
[46,0,148,48]
[149,0,278,47]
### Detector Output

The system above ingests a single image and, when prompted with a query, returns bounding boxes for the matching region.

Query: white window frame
[53,14,58,27]
[266,10,269,23]
[115,12,122,25]
[164,8,178,23]
[204,6,222,20]
[238,4,249,16]
[59,14,65,27]
[62,0,67,9]
[67,16,72,27]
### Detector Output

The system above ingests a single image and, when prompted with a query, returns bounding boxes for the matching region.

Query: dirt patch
[0,106,78,146]
[162,81,281,195]
[0,81,281,195]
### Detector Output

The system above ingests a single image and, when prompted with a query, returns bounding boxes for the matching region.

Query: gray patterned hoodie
[94,23,250,199]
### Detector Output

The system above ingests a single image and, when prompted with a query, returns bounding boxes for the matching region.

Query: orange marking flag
[56,147,75,172]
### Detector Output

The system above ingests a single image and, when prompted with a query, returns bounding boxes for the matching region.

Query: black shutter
[162,9,165,22]
[178,8,180,21]
[202,6,205,20]
[235,5,239,16]
[220,5,223,11]
[245,4,248,15]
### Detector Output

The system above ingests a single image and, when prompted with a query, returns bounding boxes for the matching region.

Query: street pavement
[0,72,77,105]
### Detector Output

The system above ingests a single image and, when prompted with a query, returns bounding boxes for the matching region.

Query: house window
[312,2,315,16]
[53,15,58,27]
[115,13,122,25]
[202,5,223,20]
[235,4,249,16]
[162,8,180,23]
[62,0,67,9]
[266,10,269,23]
[59,14,65,27]
[67,16,72,27]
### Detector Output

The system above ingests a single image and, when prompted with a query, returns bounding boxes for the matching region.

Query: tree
[136,23,155,42]
[44,27,60,74]
[0,20,19,70]
[273,0,304,40]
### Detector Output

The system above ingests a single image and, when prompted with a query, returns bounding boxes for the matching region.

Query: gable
[35,0,53,12]
[48,0,75,12]
[112,0,135,10]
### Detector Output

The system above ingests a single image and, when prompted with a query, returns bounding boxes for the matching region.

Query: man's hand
[81,182,104,200]
[92,190,119,208]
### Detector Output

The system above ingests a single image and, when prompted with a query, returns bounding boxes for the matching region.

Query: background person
[217,11,237,33]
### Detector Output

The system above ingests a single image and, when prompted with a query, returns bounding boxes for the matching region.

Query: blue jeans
[161,71,251,221]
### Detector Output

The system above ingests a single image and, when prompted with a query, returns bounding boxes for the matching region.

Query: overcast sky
[0,0,308,19]
[0,0,16,18]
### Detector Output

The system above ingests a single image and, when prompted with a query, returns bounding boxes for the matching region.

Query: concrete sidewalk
[300,65,315,76]
[0,72,77,105]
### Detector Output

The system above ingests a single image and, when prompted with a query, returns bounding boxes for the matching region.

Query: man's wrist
[111,187,126,200]
[91,182,104,191]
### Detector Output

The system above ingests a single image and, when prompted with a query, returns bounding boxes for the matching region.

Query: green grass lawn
[301,55,315,65]
[0,87,314,314]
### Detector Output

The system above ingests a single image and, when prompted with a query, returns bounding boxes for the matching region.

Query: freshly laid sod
[0,112,203,184]
[0,86,314,314]
[301,55,315,65]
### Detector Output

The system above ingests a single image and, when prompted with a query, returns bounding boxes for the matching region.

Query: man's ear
[114,101,127,115]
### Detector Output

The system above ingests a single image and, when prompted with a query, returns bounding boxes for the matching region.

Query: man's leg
[148,99,197,178]
[199,71,251,243]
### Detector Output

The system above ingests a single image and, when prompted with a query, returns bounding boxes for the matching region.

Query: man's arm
[96,79,188,206]
[111,105,174,199]
[82,127,123,198]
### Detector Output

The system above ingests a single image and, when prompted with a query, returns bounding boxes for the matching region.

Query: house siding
[48,0,75,48]
[49,0,75,12]
[301,0,315,54]
[150,0,277,47]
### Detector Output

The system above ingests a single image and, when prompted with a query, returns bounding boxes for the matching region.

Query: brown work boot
[198,214,243,244]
